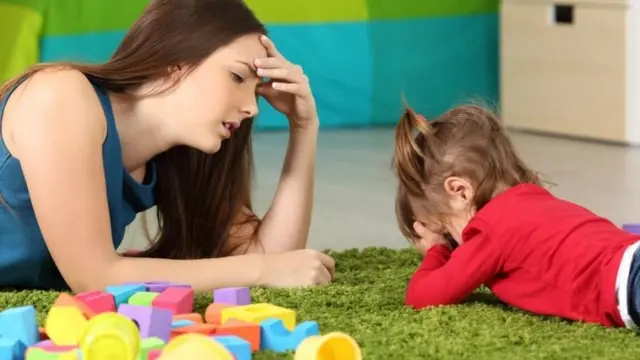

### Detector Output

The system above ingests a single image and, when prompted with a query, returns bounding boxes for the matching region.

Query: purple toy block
[213,287,251,305]
[126,281,192,293]
[623,224,640,235]
[117,304,173,342]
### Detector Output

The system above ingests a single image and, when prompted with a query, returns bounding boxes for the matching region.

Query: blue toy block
[171,319,194,329]
[0,305,39,348]
[0,337,26,360]
[211,335,251,360]
[260,319,319,352]
[105,284,147,305]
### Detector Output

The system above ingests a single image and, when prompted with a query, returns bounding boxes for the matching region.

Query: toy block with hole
[0,305,39,349]
[205,303,234,325]
[221,303,296,331]
[173,313,203,323]
[137,337,165,360]
[294,332,362,360]
[215,319,260,352]
[52,293,96,319]
[152,287,194,315]
[44,306,88,346]
[169,323,217,340]
[213,287,251,305]
[74,291,115,315]
[106,284,147,306]
[118,304,173,342]
[128,291,160,306]
[212,335,251,360]
[260,318,319,352]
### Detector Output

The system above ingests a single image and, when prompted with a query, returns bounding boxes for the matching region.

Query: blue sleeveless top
[0,77,157,290]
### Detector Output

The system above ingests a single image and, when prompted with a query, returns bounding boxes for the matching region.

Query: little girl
[392,104,640,329]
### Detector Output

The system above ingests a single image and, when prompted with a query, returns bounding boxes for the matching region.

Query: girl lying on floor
[392,103,640,329]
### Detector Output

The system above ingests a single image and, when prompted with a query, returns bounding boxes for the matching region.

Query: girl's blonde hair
[392,103,542,243]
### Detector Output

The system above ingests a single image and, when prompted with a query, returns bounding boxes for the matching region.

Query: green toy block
[127,291,159,306]
[136,337,165,360]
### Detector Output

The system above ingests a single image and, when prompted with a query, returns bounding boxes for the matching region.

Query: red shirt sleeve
[405,221,503,308]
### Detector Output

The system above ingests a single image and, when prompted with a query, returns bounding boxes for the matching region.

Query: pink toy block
[148,349,162,360]
[152,287,194,315]
[118,304,173,342]
[213,287,251,305]
[75,291,116,314]
[32,340,77,352]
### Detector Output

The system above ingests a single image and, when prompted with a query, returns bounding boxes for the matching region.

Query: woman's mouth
[222,122,239,135]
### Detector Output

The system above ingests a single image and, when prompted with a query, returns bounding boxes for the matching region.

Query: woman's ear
[443,176,474,207]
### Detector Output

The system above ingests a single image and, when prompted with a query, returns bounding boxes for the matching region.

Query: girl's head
[393,104,541,244]
[0,0,269,258]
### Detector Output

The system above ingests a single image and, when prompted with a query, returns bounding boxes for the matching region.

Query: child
[392,103,640,329]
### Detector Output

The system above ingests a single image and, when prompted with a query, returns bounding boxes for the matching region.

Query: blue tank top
[0,76,157,290]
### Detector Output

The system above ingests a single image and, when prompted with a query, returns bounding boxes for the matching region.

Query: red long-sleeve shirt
[405,184,640,327]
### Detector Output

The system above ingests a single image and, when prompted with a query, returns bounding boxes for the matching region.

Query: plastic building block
[0,337,25,360]
[221,303,296,331]
[106,284,147,306]
[0,305,39,349]
[160,333,234,360]
[79,312,140,359]
[152,287,194,315]
[215,319,260,351]
[136,337,165,360]
[118,304,173,342]
[623,224,640,234]
[169,323,217,340]
[173,313,203,323]
[31,340,76,352]
[25,347,62,360]
[38,327,48,340]
[171,319,194,329]
[147,349,162,360]
[142,282,191,293]
[204,303,234,325]
[57,350,80,360]
[129,291,160,306]
[75,291,116,315]
[213,287,251,305]
[44,306,88,346]
[260,319,319,352]
[294,332,362,360]
[53,293,96,319]
[212,335,251,360]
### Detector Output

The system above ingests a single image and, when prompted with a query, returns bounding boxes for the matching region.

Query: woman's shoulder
[2,67,108,159]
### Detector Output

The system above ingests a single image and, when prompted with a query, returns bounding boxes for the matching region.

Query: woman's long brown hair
[0,0,266,258]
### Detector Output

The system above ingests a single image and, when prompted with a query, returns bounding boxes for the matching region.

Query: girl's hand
[412,221,450,254]
[255,35,318,131]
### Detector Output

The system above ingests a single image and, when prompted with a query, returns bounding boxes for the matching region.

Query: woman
[0,0,335,293]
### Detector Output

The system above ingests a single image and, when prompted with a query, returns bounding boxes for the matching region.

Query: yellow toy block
[45,306,89,346]
[294,332,362,360]
[79,312,140,360]
[58,350,80,360]
[220,303,296,331]
[159,333,233,360]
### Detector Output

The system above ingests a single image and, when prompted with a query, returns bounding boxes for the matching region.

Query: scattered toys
[0,282,362,359]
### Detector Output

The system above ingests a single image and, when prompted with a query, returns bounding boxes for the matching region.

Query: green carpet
[2,247,640,359]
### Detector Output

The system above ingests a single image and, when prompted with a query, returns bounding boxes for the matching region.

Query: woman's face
[160,33,267,153]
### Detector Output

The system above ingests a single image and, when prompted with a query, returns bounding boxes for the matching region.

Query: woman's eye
[230,72,245,83]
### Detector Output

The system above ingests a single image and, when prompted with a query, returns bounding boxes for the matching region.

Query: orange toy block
[205,303,234,325]
[152,287,194,315]
[75,291,116,315]
[173,313,203,323]
[216,319,260,351]
[52,293,95,319]
[38,327,48,340]
[170,323,217,340]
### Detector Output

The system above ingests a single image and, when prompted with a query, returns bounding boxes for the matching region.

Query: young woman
[0,0,335,293]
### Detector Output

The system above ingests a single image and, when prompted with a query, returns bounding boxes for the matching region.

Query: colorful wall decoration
[0,0,499,129]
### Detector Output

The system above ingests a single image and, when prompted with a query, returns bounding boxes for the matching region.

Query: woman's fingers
[260,35,283,58]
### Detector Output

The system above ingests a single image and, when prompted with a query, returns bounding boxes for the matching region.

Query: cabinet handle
[553,4,574,25]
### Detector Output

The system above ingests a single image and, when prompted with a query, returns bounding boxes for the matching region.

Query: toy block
[57,350,80,360]
[161,333,234,359]
[106,284,147,305]
[147,349,162,360]
[260,318,319,352]
[152,287,194,315]
[221,303,296,331]
[623,224,640,234]
[0,337,25,360]
[143,282,192,293]
[129,291,160,306]
[118,304,173,342]
[53,293,96,319]
[169,323,217,339]
[294,332,362,360]
[25,347,61,360]
[79,312,140,359]
[136,337,165,360]
[75,291,116,314]
[0,305,39,348]
[32,340,76,352]
[173,313,203,323]
[171,319,194,329]
[215,319,260,352]
[213,287,251,305]
[38,327,48,340]
[44,307,88,346]
[212,335,251,360]
[205,303,234,325]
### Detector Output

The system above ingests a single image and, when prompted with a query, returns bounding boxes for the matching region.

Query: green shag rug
[2,247,640,359]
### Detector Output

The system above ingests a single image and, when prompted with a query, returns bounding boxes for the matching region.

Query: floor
[120,128,640,252]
